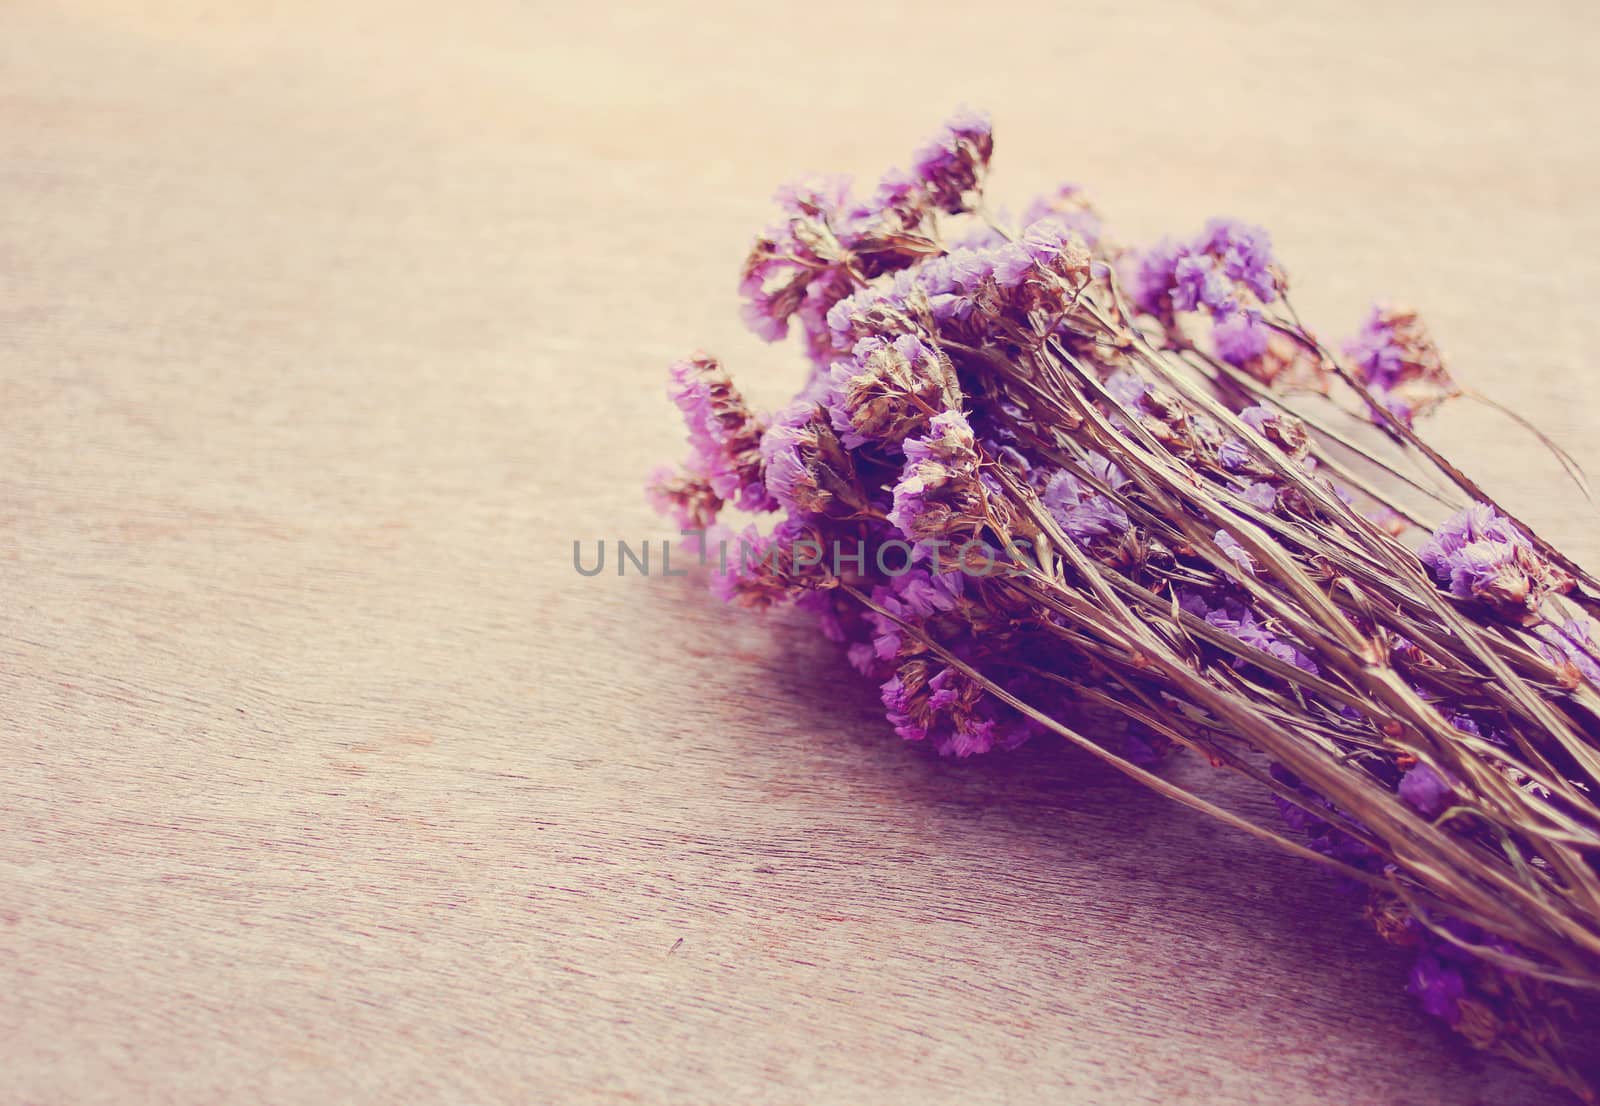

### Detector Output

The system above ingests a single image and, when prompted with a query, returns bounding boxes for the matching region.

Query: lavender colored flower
[1399,763,1454,818]
[1214,529,1257,574]
[1042,469,1131,545]
[885,660,1031,759]
[1213,308,1270,366]
[1183,590,1319,674]
[1083,451,1129,490]
[760,404,817,514]
[1237,404,1273,434]
[645,462,721,531]
[910,108,994,214]
[1241,481,1278,510]
[662,354,775,514]
[843,167,941,281]
[879,673,922,740]
[826,333,962,450]
[658,114,1600,1097]
[1196,218,1278,303]
[1127,219,1277,322]
[1417,503,1571,614]
[739,174,856,343]
[1170,255,1233,314]
[704,521,760,606]
[888,410,981,541]
[890,566,964,617]
[998,219,1094,312]
[760,401,866,518]
[1123,238,1185,318]
[1104,369,1152,413]
[1217,439,1255,473]
[1343,305,1460,427]
[990,242,1035,286]
[704,517,828,611]
[1419,504,1522,598]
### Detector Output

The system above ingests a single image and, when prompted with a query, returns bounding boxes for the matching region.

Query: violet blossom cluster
[649,111,1600,1092]
[1343,304,1462,427]
[1418,501,1575,620]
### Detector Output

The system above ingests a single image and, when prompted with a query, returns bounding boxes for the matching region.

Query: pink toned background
[3,2,1597,1103]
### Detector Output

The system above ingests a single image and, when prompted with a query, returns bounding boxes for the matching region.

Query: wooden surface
[4,2,1599,1103]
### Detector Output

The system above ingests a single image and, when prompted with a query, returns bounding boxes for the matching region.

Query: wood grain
[3,2,1598,1103]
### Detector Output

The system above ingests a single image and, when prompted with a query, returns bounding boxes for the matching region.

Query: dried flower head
[1344,304,1460,426]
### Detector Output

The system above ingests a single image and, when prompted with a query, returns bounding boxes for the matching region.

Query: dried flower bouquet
[649,111,1600,1099]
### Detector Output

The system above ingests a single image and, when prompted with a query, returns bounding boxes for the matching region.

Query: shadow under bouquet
[648,110,1600,1100]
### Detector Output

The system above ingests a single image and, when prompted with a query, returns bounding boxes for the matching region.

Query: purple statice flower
[1126,218,1278,321]
[879,674,923,741]
[666,354,775,513]
[704,521,760,606]
[1213,308,1270,366]
[1537,617,1600,686]
[888,410,979,541]
[890,566,964,617]
[1217,439,1254,473]
[739,286,793,344]
[1399,763,1455,818]
[859,569,966,667]
[1171,254,1233,314]
[847,168,923,243]
[1344,304,1411,392]
[1182,590,1319,675]
[924,667,998,757]
[990,241,1035,286]
[1237,404,1275,435]
[862,167,920,216]
[1195,218,1278,303]
[1104,369,1152,413]
[1417,503,1552,612]
[645,461,723,532]
[759,401,869,519]
[824,332,960,451]
[1123,238,1185,317]
[1041,469,1130,546]
[1083,450,1129,490]
[760,401,818,515]
[793,268,859,371]
[1342,305,1460,427]
[1018,218,1080,265]
[882,660,1035,760]
[910,108,994,214]
[945,246,999,293]
[989,219,1094,313]
[1408,951,1467,1025]
[839,166,945,284]
[739,174,855,343]
[702,516,826,611]
[903,407,975,465]
[1214,529,1257,574]
[1241,481,1278,510]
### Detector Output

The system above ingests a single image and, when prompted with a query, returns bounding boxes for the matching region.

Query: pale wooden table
[4,3,1598,1104]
